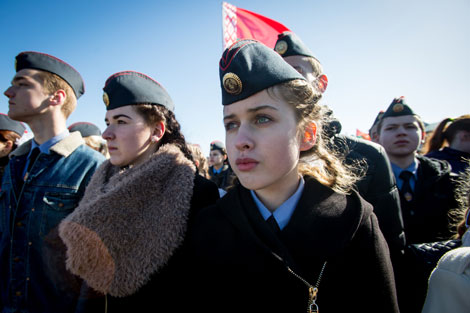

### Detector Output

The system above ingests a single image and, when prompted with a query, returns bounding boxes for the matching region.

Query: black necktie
[266,215,281,234]
[399,171,414,202]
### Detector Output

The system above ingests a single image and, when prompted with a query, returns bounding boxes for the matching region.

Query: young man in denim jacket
[1,51,105,313]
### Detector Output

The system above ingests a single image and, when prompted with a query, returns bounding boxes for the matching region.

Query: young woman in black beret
[188,40,399,313]
[57,71,219,312]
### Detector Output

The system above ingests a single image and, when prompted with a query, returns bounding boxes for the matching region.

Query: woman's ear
[317,75,328,93]
[150,121,165,143]
[300,122,317,151]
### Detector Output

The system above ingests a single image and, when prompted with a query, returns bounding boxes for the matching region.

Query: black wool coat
[188,176,400,313]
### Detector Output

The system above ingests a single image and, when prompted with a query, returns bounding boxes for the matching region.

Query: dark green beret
[274,31,316,59]
[382,97,417,119]
[15,51,85,99]
[68,122,101,137]
[0,113,26,136]
[210,140,226,154]
[219,39,305,105]
[103,71,174,112]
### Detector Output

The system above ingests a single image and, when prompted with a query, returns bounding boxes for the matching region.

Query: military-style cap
[274,31,316,58]
[68,122,101,137]
[370,110,385,129]
[210,140,226,154]
[15,51,85,99]
[382,97,417,119]
[0,113,26,136]
[103,71,174,112]
[219,39,305,105]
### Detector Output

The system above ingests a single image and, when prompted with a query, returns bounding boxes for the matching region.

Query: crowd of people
[0,32,469,313]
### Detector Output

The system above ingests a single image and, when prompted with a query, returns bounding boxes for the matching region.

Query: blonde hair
[267,79,360,194]
[188,143,209,178]
[83,135,109,158]
[36,71,77,118]
[451,159,470,238]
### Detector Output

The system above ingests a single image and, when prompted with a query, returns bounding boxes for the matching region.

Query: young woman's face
[379,115,424,158]
[0,140,13,158]
[103,105,160,167]
[223,89,302,194]
[209,149,225,167]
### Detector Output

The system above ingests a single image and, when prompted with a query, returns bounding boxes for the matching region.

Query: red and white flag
[222,2,290,49]
[356,129,371,141]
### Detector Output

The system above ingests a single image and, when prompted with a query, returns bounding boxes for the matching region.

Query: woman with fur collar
[57,71,219,312]
[188,40,399,313]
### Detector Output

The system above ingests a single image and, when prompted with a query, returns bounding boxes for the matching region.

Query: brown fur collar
[58,144,196,297]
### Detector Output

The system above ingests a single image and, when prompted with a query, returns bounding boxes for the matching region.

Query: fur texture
[58,144,196,297]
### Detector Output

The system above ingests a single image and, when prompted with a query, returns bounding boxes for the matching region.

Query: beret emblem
[223,73,242,95]
[103,92,110,107]
[393,103,404,112]
[14,59,17,71]
[274,40,288,55]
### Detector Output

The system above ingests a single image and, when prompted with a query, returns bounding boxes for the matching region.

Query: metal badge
[223,73,242,95]
[393,103,404,112]
[275,40,288,55]
[103,92,110,107]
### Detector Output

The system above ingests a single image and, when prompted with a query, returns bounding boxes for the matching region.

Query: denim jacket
[0,132,105,313]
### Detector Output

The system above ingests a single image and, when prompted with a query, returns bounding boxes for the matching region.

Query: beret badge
[223,72,242,95]
[103,92,110,107]
[274,40,288,55]
[393,103,404,112]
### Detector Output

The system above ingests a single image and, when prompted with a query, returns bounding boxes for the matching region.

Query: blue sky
[1,0,469,156]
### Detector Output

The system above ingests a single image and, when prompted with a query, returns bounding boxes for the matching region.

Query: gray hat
[219,39,305,105]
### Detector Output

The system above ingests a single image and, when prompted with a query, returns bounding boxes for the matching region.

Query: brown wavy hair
[423,115,470,154]
[133,104,194,165]
[267,79,361,194]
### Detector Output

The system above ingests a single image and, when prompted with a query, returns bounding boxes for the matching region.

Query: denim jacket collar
[11,131,85,158]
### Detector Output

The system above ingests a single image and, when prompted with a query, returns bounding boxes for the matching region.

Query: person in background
[1,51,105,313]
[274,31,405,266]
[377,96,459,244]
[369,110,385,143]
[68,122,109,158]
[421,160,470,313]
[58,71,219,313]
[423,114,470,174]
[208,140,234,192]
[0,113,25,180]
[188,143,209,178]
[189,39,399,313]
[377,96,459,313]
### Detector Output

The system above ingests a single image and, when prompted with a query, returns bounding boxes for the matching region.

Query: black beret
[274,31,316,59]
[15,51,85,99]
[382,97,417,119]
[210,140,226,153]
[0,113,26,136]
[103,71,174,112]
[219,39,305,105]
[68,122,102,137]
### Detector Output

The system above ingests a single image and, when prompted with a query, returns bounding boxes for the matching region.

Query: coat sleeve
[421,247,470,313]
